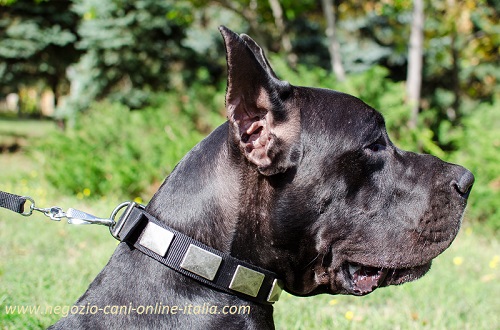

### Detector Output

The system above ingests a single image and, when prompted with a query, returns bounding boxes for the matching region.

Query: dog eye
[365,138,387,153]
[368,143,385,152]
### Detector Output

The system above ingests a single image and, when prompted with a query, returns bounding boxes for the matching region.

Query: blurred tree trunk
[268,0,297,68]
[321,0,345,81]
[406,0,424,129]
[449,33,460,121]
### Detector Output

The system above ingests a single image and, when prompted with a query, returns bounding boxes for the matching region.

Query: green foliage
[269,54,333,89]
[178,82,226,133]
[36,95,205,199]
[449,98,500,230]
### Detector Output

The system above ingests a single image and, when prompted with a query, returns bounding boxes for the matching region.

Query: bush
[36,95,207,199]
[449,98,500,230]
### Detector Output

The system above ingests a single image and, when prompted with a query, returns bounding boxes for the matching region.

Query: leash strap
[111,203,283,305]
[0,191,28,214]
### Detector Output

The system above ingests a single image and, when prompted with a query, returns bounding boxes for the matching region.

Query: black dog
[50,26,473,329]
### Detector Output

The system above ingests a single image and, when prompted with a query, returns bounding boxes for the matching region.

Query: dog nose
[453,169,474,198]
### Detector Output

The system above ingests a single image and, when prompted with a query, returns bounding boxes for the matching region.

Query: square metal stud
[229,265,265,297]
[139,222,174,257]
[267,279,284,302]
[180,244,222,281]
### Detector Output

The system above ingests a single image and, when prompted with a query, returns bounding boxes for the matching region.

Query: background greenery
[0,0,499,328]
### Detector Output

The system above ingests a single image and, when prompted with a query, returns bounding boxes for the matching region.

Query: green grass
[1,203,498,329]
[0,119,499,329]
[0,118,55,136]
[0,204,119,329]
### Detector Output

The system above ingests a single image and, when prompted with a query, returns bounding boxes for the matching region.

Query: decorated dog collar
[110,202,283,305]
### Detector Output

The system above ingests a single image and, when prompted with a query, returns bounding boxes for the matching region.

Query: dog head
[220,26,473,296]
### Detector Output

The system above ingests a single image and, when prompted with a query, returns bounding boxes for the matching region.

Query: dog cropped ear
[219,26,301,176]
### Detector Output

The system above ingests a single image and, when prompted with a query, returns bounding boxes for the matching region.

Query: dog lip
[381,262,432,286]
[341,261,432,295]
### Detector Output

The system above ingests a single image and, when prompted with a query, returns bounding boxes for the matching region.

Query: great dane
[50,26,474,329]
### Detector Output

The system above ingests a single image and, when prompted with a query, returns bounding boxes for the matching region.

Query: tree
[268,0,297,67]
[406,0,424,128]
[321,0,345,81]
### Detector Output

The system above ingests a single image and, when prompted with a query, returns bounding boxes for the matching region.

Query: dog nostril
[454,170,475,197]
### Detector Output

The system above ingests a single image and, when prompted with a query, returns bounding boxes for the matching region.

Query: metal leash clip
[65,208,115,226]
[23,197,114,226]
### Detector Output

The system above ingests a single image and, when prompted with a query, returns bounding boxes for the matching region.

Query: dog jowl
[50,27,473,328]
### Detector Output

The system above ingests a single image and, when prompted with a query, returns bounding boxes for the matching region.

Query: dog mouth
[342,261,432,295]
[345,263,388,295]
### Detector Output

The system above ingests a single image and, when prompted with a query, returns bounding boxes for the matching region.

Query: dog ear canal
[220,26,300,176]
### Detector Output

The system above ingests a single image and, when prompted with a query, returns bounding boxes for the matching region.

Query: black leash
[0,190,113,224]
[0,191,28,214]
[0,190,283,305]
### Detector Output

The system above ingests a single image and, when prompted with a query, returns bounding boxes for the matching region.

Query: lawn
[1,202,498,330]
[0,120,499,329]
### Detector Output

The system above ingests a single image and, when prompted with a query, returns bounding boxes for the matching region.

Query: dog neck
[146,123,244,254]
